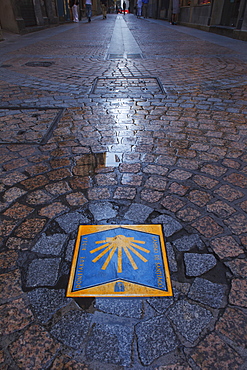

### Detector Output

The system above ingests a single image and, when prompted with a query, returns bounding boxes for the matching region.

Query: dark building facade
[157,0,247,40]
[0,0,247,41]
[0,0,102,34]
[0,0,59,34]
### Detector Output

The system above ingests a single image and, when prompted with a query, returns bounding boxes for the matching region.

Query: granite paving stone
[216,307,247,347]
[140,189,163,203]
[113,186,137,199]
[0,250,18,270]
[26,190,53,205]
[86,315,134,367]
[191,333,244,369]
[211,235,244,259]
[191,216,223,238]
[66,192,88,206]
[3,202,33,219]
[165,242,178,272]
[65,239,76,262]
[214,184,244,201]
[135,315,179,365]
[146,296,174,313]
[224,172,247,188]
[172,234,204,252]
[0,171,27,186]
[167,299,213,343]
[184,253,217,276]
[0,298,33,335]
[121,173,143,186]
[224,259,247,278]
[9,324,60,369]
[89,201,118,221]
[124,203,153,223]
[3,187,27,203]
[50,310,91,349]
[160,195,185,212]
[229,278,247,307]
[224,213,247,234]
[144,176,167,191]
[45,181,72,195]
[20,175,49,190]
[55,211,90,233]
[176,207,202,222]
[0,219,20,237]
[193,174,219,189]
[31,233,67,256]
[206,200,236,218]
[188,190,212,207]
[152,215,183,237]
[14,218,46,239]
[50,354,89,370]
[27,288,71,324]
[188,277,227,309]
[0,270,22,305]
[26,258,61,287]
[168,169,192,181]
[94,298,143,318]
[87,187,111,200]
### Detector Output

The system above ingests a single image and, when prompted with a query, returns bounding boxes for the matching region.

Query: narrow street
[0,13,247,369]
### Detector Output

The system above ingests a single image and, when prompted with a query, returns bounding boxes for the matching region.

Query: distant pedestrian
[123,1,126,15]
[171,0,179,25]
[84,0,92,22]
[137,0,142,18]
[101,0,107,19]
[69,0,79,22]
[142,0,149,18]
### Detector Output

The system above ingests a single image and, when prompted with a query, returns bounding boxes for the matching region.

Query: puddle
[73,152,123,176]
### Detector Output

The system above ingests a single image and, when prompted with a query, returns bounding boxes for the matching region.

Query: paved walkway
[0,14,247,370]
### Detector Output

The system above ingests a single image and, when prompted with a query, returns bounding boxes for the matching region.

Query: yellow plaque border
[66,225,173,297]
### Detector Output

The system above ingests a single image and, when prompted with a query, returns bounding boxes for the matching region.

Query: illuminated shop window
[198,0,211,4]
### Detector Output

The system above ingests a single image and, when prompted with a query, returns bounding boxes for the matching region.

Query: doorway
[221,0,241,27]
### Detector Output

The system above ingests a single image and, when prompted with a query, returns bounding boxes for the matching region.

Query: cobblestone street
[0,13,247,369]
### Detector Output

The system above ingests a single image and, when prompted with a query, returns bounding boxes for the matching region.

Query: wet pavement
[0,13,247,370]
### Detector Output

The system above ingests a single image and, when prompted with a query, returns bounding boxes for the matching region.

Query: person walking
[137,0,142,18]
[101,0,107,19]
[69,0,79,22]
[142,0,149,18]
[123,1,126,15]
[84,0,92,22]
[171,0,180,24]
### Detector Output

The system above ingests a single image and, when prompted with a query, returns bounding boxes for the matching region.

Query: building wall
[0,0,59,34]
[160,0,247,40]
[0,0,24,33]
